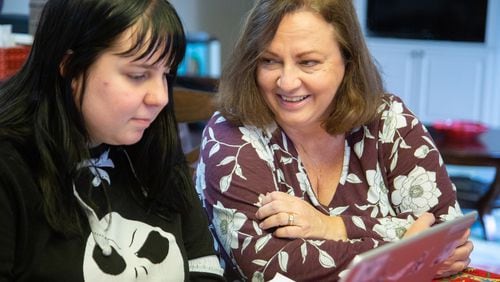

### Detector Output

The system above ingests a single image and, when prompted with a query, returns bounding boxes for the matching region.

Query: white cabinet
[368,43,418,110]
[368,40,491,125]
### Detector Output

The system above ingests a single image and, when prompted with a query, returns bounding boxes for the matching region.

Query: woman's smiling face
[256,9,346,131]
[73,28,171,147]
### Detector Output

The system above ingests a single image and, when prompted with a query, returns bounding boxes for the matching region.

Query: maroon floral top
[196,94,462,281]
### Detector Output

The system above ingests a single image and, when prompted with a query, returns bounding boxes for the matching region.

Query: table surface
[427,124,500,240]
[433,267,500,281]
[427,125,500,162]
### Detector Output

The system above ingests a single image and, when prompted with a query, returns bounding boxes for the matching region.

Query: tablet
[340,211,478,282]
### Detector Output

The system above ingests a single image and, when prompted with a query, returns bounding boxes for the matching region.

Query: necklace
[120,147,148,197]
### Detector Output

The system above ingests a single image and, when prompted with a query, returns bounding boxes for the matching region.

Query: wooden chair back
[173,86,216,169]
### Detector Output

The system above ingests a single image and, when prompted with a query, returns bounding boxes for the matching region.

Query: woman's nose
[144,77,169,107]
[277,65,301,91]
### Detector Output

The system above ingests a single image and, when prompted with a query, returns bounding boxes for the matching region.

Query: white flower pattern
[392,166,442,215]
[373,216,415,241]
[241,126,276,169]
[366,164,396,217]
[212,201,248,254]
[380,100,407,143]
[197,95,463,281]
[440,201,464,222]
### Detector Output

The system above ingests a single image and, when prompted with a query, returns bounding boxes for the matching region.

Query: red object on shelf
[432,120,488,143]
[0,45,31,80]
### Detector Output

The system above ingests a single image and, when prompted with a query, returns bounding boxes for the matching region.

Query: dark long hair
[217,0,384,134]
[0,0,188,235]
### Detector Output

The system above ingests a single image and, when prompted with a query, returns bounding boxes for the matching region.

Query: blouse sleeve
[339,95,462,240]
[196,113,389,281]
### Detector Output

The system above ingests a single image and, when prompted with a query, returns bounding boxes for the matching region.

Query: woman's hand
[255,191,347,241]
[434,229,473,278]
[403,213,473,278]
[403,212,435,238]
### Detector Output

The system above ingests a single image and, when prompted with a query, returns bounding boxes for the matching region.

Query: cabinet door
[419,48,486,123]
[368,41,488,124]
[368,43,422,116]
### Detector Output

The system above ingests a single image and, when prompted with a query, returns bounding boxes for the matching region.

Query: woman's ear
[71,75,82,97]
[59,50,82,97]
[59,50,74,77]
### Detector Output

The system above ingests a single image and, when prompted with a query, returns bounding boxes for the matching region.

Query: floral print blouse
[196,94,462,281]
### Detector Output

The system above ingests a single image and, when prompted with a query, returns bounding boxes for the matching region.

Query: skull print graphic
[82,212,184,281]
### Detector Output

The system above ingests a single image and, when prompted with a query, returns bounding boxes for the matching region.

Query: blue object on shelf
[177,32,221,78]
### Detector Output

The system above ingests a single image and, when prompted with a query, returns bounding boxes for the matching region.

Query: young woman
[0,0,223,281]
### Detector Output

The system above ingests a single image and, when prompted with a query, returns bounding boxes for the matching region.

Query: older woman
[196,0,472,281]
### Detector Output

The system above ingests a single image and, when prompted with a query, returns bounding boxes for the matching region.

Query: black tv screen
[366,0,488,42]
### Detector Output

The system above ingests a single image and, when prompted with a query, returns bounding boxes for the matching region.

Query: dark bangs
[117,1,186,71]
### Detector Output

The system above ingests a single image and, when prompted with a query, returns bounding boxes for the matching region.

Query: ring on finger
[288,213,295,226]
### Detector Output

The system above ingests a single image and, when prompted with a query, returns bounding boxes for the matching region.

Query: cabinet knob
[410,49,425,58]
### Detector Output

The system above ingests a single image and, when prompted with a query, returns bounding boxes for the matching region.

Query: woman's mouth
[279,95,309,102]
[132,118,152,127]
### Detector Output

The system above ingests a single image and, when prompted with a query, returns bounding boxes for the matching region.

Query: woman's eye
[128,73,147,81]
[300,60,319,67]
[260,57,278,65]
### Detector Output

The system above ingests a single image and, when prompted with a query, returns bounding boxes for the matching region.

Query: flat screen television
[366,0,488,43]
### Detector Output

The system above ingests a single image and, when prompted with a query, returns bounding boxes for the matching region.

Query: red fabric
[434,268,500,282]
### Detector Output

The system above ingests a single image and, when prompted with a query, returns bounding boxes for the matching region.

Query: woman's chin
[110,133,145,146]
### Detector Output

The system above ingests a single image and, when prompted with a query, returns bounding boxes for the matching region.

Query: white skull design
[82,212,184,281]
